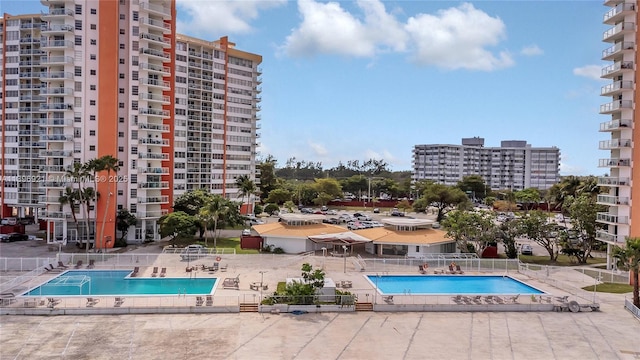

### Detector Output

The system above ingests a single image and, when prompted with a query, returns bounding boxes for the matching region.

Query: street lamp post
[259,270,267,302]
[342,245,348,273]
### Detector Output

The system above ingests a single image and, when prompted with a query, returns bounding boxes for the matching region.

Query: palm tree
[85,158,103,249]
[66,162,92,249]
[613,237,640,307]
[201,195,229,249]
[80,187,98,252]
[235,175,256,215]
[58,187,79,225]
[97,155,120,250]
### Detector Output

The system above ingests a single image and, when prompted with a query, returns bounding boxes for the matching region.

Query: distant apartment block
[596,0,636,266]
[412,138,560,191]
[0,0,262,246]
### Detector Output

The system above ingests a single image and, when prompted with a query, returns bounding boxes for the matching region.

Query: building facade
[412,138,560,191]
[0,0,262,246]
[596,0,637,267]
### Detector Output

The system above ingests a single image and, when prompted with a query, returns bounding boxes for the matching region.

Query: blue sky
[2,1,608,175]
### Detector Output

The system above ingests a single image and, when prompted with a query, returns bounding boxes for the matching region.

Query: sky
[2,0,609,176]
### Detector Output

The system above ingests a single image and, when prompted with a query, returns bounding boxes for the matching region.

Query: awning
[308,231,372,246]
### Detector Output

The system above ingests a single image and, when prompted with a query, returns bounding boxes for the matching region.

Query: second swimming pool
[24,270,217,296]
[366,275,544,295]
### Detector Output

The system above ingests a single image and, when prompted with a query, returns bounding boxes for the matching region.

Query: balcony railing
[140,32,170,47]
[138,167,169,174]
[40,150,73,157]
[39,118,73,126]
[598,138,631,149]
[139,181,170,189]
[39,165,71,172]
[41,8,74,16]
[40,71,74,80]
[595,230,620,243]
[137,196,169,204]
[40,103,73,111]
[601,80,633,95]
[139,1,172,17]
[597,194,629,205]
[141,78,171,88]
[599,158,630,167]
[40,24,74,32]
[599,118,631,131]
[138,152,169,160]
[140,47,170,60]
[40,210,71,219]
[140,93,170,103]
[139,108,170,117]
[603,22,635,41]
[139,137,170,146]
[602,41,635,60]
[603,2,636,23]
[41,134,74,141]
[597,176,629,186]
[140,17,171,31]
[599,100,633,113]
[40,56,74,65]
[40,39,74,49]
[601,61,633,77]
[140,62,171,74]
[597,212,629,224]
[138,121,170,132]
[136,210,168,218]
[40,87,74,95]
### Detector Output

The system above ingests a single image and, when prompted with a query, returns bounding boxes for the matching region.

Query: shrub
[273,247,285,254]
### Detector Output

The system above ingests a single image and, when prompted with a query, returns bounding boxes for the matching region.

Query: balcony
[601,61,633,78]
[139,181,170,189]
[40,150,73,157]
[140,47,170,60]
[136,209,168,219]
[140,32,171,48]
[39,195,64,203]
[41,56,74,65]
[601,80,633,96]
[40,39,74,50]
[138,167,169,174]
[40,103,73,111]
[599,100,632,114]
[41,134,74,142]
[597,194,629,205]
[604,2,636,24]
[19,37,40,44]
[137,196,169,204]
[598,176,629,186]
[40,87,74,96]
[40,210,71,219]
[39,118,73,126]
[139,137,170,146]
[19,61,40,67]
[40,181,67,188]
[138,152,169,160]
[41,8,74,18]
[603,22,635,42]
[140,62,171,75]
[40,165,70,172]
[139,107,170,118]
[599,158,631,167]
[40,24,74,33]
[140,92,170,104]
[140,77,171,89]
[599,118,631,131]
[138,121,170,132]
[599,138,631,149]
[140,17,172,33]
[19,49,45,55]
[602,41,635,61]
[139,1,172,18]
[597,212,629,224]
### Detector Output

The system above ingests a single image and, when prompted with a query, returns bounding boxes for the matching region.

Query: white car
[242,229,251,236]
[521,244,533,255]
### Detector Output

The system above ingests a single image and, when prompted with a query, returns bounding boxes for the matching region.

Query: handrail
[624,298,640,319]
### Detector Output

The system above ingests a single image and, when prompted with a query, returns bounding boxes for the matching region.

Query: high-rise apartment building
[0,1,262,247]
[596,0,636,267]
[412,138,560,191]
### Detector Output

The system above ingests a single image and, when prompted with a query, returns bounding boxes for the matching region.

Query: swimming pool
[366,275,544,295]
[23,270,217,296]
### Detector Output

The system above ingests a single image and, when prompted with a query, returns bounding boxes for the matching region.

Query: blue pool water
[367,275,544,295]
[24,270,217,296]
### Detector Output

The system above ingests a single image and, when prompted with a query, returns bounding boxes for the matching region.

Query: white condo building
[412,138,560,191]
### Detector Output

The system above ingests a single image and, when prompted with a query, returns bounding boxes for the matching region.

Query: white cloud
[521,44,543,56]
[308,141,328,156]
[573,65,603,81]
[559,162,587,176]
[282,0,407,58]
[405,3,513,71]
[176,0,285,36]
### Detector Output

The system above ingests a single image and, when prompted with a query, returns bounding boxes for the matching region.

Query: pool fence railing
[624,298,640,319]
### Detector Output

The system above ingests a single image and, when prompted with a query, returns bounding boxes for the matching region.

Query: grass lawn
[519,254,607,266]
[168,236,259,254]
[582,282,633,294]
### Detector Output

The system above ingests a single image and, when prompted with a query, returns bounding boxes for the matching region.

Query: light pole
[342,245,348,273]
[259,270,267,302]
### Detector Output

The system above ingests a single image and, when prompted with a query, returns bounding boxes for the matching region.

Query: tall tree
[173,189,214,239]
[115,209,137,246]
[158,211,196,247]
[515,188,541,211]
[235,174,256,215]
[257,155,277,201]
[200,194,229,249]
[421,183,469,222]
[613,237,640,307]
[456,175,490,200]
[559,194,603,263]
[97,155,120,249]
[66,162,92,248]
[441,210,496,255]
[58,187,79,225]
[519,210,559,262]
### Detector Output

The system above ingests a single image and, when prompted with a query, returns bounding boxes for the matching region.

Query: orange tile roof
[352,228,452,245]
[252,222,347,238]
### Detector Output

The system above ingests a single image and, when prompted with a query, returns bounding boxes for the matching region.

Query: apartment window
[119,117,124,123]
[119,43,125,49]
[89,145,96,151]
[90,24,96,30]
[90,115,96,121]
[119,29,125,35]
[131,56,138,66]
[90,39,96,45]
[75,4,82,14]
[75,35,82,45]
[89,130,96,136]
[118,146,124,152]
[131,160,136,169]
[118,190,124,196]
[117,205,123,210]
[131,86,138,95]
[119,58,125,64]
[130,175,137,184]
[132,11,138,21]
[131,147,137,154]
[90,70,96,75]
[89,100,96,106]
[74,67,82,76]
[119,88,125,94]
[118,161,124,167]
[75,20,82,30]
[132,71,138,80]
[75,82,82,91]
[119,14,125,20]
[119,102,124,109]
[90,85,96,91]
[90,8,96,14]
[131,101,138,110]
[90,54,96,60]
[119,132,125,138]
[132,26,139,36]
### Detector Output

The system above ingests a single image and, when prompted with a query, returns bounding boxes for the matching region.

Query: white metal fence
[624,298,640,319]
[360,258,520,273]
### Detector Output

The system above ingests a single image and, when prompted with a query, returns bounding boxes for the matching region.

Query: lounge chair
[383,295,394,304]
[455,265,464,274]
[483,296,495,304]
[222,277,239,290]
[159,268,166,277]
[131,267,139,277]
[448,265,456,274]
[114,297,125,307]
[205,295,213,306]
[341,280,352,288]
[451,295,464,304]
[87,259,95,269]
[472,295,482,305]
[151,267,158,277]
[220,263,228,272]
[86,298,100,307]
[195,296,204,306]
[74,260,83,269]
[47,297,61,308]
[508,294,520,303]
[555,295,569,303]
[494,296,505,304]
[0,293,16,306]
[418,265,426,274]
[57,261,69,269]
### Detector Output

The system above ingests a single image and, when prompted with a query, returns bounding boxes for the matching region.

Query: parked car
[242,229,251,236]
[347,222,363,230]
[320,206,328,212]
[0,234,9,243]
[390,208,404,217]
[6,233,28,242]
[373,208,380,213]
[300,208,314,214]
[431,222,441,229]
[356,215,372,221]
[521,244,533,255]
[325,209,337,215]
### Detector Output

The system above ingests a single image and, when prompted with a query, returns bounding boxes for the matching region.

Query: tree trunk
[633,269,640,308]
